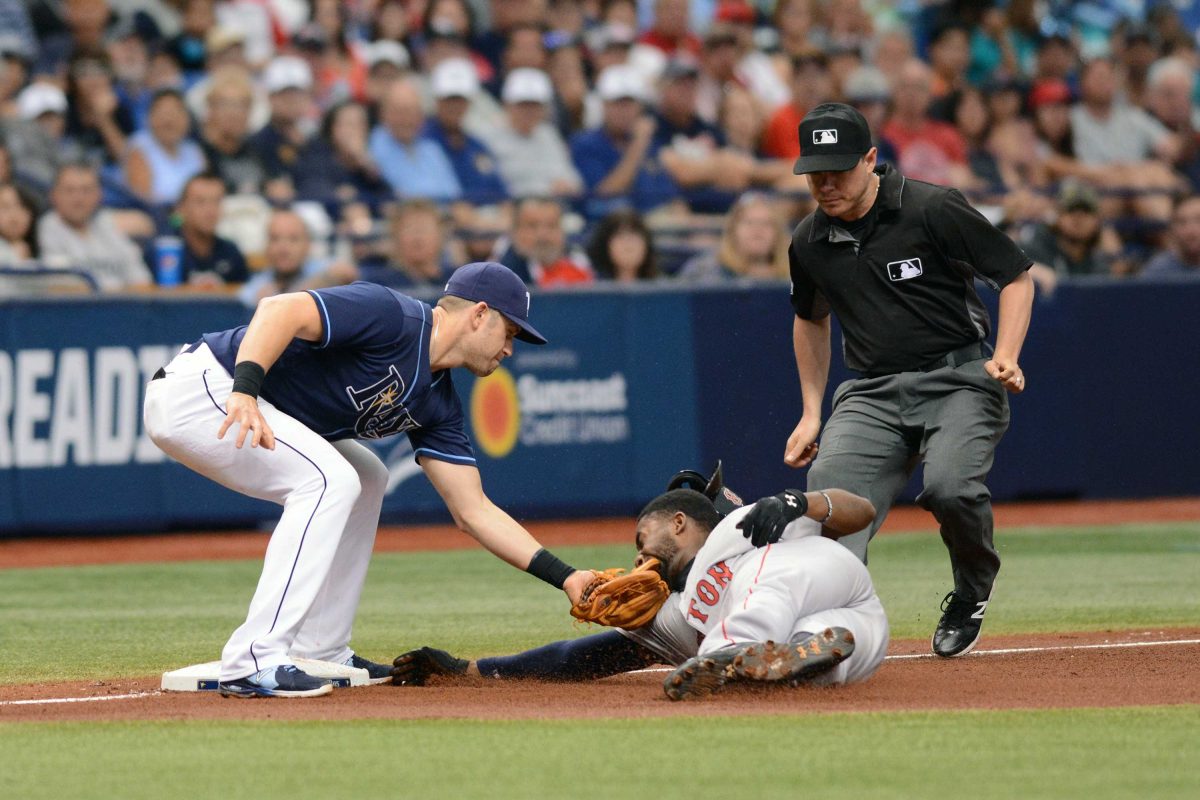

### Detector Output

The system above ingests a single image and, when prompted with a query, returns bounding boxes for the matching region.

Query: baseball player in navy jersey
[394,485,891,700]
[144,261,593,698]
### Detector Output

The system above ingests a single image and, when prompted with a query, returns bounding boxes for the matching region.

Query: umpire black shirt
[789,164,1031,375]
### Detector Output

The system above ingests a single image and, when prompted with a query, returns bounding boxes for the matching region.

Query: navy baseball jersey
[201,281,475,464]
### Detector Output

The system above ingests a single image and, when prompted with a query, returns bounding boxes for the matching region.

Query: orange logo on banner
[470,367,520,458]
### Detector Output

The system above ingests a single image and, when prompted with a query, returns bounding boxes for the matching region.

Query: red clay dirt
[2,629,1197,723]
[1,498,1197,723]
[4,497,1200,570]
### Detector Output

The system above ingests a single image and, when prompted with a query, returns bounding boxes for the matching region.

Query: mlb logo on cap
[793,102,873,174]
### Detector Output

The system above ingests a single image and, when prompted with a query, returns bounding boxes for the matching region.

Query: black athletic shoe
[218,665,333,698]
[346,654,392,685]
[932,590,990,658]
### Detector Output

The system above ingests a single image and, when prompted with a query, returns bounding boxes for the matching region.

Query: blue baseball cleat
[345,654,392,685]
[218,665,333,698]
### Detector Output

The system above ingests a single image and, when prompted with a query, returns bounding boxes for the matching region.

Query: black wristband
[527,548,576,589]
[231,361,266,398]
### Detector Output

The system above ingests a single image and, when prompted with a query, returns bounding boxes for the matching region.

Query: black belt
[151,340,204,381]
[855,343,984,379]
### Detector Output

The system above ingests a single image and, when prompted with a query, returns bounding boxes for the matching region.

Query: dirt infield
[3,629,1197,722]
[2,497,1197,723]
[4,497,1200,570]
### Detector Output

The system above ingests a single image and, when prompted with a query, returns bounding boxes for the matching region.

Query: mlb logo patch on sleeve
[813,129,838,144]
[886,258,923,281]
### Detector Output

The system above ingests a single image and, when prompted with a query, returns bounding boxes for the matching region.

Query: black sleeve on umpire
[928,189,1033,290]
[474,631,658,681]
[789,240,831,321]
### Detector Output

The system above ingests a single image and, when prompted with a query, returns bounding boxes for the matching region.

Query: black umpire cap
[793,102,873,174]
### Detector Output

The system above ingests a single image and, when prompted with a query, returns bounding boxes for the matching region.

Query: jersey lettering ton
[619,507,870,664]
[202,282,475,464]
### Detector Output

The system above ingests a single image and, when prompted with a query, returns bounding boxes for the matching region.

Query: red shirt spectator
[760,53,832,160]
[638,0,702,58]
[882,59,968,184]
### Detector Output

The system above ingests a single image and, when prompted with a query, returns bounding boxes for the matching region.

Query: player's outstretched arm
[420,457,593,603]
[808,488,876,536]
[392,632,658,685]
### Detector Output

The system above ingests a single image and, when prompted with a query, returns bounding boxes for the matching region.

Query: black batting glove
[391,647,469,686]
[737,490,808,547]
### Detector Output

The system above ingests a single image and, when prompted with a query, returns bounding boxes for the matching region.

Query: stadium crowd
[2,0,1200,300]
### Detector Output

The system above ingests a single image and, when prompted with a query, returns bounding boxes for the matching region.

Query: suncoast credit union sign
[469,359,630,459]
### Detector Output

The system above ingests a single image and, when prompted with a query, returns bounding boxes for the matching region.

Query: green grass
[1,523,1196,684]
[2,707,1197,800]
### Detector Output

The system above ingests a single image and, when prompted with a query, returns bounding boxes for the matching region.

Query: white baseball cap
[365,40,410,70]
[596,64,646,102]
[17,82,68,120]
[262,55,313,93]
[502,68,554,105]
[431,57,479,98]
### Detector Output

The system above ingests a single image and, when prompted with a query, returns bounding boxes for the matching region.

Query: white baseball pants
[697,538,890,685]
[144,344,388,681]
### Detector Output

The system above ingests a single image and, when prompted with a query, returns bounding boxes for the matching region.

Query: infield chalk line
[4,638,1199,704]
[0,691,160,707]
[627,637,1200,675]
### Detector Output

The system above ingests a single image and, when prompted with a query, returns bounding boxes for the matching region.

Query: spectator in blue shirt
[357,198,455,290]
[369,79,462,202]
[143,172,249,290]
[569,64,682,220]
[423,58,508,206]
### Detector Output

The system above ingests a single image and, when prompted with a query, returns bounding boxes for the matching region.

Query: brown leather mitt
[569,558,671,629]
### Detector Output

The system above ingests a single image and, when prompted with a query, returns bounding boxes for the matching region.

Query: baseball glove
[569,557,670,629]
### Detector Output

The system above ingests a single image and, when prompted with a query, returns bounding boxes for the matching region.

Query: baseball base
[160,658,370,692]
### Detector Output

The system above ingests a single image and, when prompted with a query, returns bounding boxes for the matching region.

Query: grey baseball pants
[806,357,1010,601]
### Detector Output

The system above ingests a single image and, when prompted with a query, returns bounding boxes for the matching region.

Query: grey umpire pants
[806,357,1010,601]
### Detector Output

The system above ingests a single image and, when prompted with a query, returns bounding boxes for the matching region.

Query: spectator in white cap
[249,55,316,203]
[363,40,411,110]
[185,26,271,136]
[17,82,69,130]
[481,68,582,199]
[2,82,84,188]
[569,64,681,220]
[424,58,509,206]
[368,78,462,202]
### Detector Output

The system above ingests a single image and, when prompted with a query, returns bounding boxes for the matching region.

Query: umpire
[784,103,1034,658]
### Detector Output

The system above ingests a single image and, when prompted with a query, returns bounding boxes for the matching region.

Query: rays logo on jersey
[346,365,420,439]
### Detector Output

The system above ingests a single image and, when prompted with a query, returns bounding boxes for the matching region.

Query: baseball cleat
[663,627,855,701]
[345,654,393,685]
[932,590,989,658]
[218,665,333,698]
[663,648,740,701]
[736,628,856,685]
